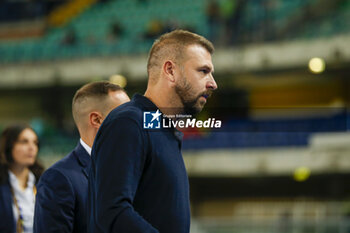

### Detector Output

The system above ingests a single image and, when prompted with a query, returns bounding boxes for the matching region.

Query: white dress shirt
[80,138,92,156]
[8,170,36,233]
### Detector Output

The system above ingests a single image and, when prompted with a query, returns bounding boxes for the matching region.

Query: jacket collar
[132,93,159,111]
[73,142,91,178]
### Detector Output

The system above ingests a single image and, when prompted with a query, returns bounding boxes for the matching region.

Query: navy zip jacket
[88,94,190,233]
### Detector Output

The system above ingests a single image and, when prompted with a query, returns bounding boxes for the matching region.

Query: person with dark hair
[34,81,130,233]
[0,124,44,233]
[88,30,217,233]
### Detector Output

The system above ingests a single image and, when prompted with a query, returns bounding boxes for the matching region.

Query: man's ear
[89,112,103,129]
[163,60,176,83]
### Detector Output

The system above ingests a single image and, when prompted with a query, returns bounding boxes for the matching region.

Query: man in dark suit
[34,81,130,233]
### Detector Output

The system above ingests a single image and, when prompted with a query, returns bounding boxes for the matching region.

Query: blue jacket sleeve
[91,117,159,233]
[34,169,75,233]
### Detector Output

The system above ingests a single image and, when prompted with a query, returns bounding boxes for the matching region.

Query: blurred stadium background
[1,0,350,232]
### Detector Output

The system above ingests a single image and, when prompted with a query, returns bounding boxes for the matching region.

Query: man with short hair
[34,81,130,233]
[88,30,217,233]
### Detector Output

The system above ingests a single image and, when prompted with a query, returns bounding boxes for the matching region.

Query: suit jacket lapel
[73,142,91,178]
[82,165,90,179]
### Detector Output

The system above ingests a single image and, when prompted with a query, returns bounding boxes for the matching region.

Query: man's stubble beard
[174,76,203,116]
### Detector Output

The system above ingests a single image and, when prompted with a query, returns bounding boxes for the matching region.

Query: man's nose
[207,74,218,90]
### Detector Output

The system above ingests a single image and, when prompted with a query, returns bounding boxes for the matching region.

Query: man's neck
[80,131,94,149]
[144,87,182,116]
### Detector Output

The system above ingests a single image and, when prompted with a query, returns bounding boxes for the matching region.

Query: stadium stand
[182,110,348,150]
[0,0,349,63]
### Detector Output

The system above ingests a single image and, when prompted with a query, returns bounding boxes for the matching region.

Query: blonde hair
[147,30,214,82]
